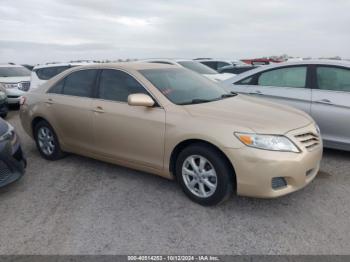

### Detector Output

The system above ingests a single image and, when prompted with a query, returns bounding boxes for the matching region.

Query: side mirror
[128,93,155,107]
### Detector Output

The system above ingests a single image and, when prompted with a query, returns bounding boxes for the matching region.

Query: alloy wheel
[37,127,55,156]
[182,155,218,198]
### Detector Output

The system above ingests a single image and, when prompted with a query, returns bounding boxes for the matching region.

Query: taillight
[19,96,26,106]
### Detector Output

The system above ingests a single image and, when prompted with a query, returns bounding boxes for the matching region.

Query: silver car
[222,60,350,151]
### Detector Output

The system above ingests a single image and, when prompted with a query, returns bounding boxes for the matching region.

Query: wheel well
[31,117,47,135]
[169,139,236,188]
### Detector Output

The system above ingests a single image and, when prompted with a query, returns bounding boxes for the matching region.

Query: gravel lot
[0,110,349,255]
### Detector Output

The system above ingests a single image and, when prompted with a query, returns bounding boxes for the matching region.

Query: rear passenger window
[316,66,350,92]
[258,67,307,88]
[98,69,147,102]
[63,69,98,97]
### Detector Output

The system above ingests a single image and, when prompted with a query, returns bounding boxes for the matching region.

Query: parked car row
[194,58,257,74]
[140,59,235,82]
[2,58,349,207]
[19,62,322,205]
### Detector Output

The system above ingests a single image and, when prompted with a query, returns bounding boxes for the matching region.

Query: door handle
[315,99,333,105]
[45,98,54,105]
[92,106,105,113]
[249,90,262,95]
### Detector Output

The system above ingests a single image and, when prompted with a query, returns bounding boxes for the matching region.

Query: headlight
[0,122,16,143]
[235,132,300,153]
[0,82,20,89]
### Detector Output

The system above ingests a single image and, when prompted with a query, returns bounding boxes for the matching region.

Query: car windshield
[0,67,31,77]
[177,61,218,75]
[139,68,235,105]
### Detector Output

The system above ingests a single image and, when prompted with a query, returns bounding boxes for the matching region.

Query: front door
[92,69,166,170]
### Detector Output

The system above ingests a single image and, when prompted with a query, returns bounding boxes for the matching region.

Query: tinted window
[201,61,218,70]
[177,61,218,75]
[0,67,31,77]
[63,69,98,97]
[35,66,71,80]
[217,62,231,69]
[258,66,307,88]
[140,68,227,105]
[224,67,256,75]
[99,69,147,102]
[316,66,350,92]
[48,80,64,94]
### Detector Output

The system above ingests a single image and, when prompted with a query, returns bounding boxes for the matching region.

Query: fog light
[272,177,287,190]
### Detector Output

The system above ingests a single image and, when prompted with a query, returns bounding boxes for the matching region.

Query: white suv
[30,61,95,90]
[0,64,31,105]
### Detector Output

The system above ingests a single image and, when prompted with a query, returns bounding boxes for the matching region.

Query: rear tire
[34,120,66,160]
[175,143,233,206]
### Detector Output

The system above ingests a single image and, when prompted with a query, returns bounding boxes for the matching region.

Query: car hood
[203,73,235,82]
[0,76,30,83]
[183,95,313,134]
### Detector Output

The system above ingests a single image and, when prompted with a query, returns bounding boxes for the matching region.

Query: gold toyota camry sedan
[20,63,323,205]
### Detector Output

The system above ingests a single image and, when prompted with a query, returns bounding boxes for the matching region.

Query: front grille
[19,81,30,91]
[0,161,12,184]
[272,177,287,190]
[295,132,320,151]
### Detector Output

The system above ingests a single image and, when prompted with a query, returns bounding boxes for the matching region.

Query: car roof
[33,61,95,70]
[71,62,178,71]
[225,60,350,83]
[140,58,196,63]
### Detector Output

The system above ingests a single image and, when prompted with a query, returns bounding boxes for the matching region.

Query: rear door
[311,65,350,148]
[45,69,98,153]
[232,65,312,114]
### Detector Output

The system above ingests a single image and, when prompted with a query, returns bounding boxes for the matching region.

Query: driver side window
[98,69,148,102]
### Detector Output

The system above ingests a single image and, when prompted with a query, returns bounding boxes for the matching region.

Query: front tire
[34,120,65,160]
[176,143,233,206]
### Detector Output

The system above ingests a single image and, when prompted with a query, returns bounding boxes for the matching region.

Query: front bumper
[5,89,26,104]
[0,135,26,187]
[225,124,323,198]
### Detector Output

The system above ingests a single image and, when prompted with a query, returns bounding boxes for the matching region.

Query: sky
[0,0,349,64]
